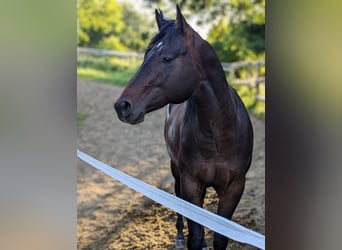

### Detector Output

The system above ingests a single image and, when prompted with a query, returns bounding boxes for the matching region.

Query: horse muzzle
[114,99,145,125]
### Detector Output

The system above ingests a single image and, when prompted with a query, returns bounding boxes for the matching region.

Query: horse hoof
[175,238,185,248]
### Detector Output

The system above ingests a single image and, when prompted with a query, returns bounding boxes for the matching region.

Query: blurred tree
[208,0,265,62]
[119,3,154,52]
[77,0,125,49]
[77,0,153,52]
[145,0,265,62]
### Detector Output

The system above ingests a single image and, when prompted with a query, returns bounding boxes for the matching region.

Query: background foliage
[77,0,153,52]
[207,0,265,62]
[77,0,265,61]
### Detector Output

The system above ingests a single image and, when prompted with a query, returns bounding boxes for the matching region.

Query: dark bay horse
[114,5,253,250]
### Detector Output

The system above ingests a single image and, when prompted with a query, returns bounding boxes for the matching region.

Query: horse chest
[166,105,220,157]
[165,121,178,162]
[164,104,184,165]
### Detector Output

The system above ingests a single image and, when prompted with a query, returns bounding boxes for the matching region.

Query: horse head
[114,5,205,124]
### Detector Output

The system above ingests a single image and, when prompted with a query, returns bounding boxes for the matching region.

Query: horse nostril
[115,99,133,118]
[120,100,132,113]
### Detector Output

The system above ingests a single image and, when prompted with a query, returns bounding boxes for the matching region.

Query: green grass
[77,112,88,127]
[77,55,265,117]
[77,55,140,86]
[77,67,138,86]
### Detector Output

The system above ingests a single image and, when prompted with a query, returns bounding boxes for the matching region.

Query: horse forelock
[144,20,176,58]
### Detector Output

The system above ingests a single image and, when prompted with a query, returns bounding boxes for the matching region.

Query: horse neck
[187,40,238,128]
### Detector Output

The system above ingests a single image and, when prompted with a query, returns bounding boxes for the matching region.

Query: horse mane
[144,20,176,58]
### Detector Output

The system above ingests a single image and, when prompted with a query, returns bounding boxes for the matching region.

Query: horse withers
[114,5,253,250]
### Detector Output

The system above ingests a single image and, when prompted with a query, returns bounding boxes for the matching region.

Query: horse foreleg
[171,161,185,248]
[214,177,246,250]
[174,177,185,248]
[180,175,208,250]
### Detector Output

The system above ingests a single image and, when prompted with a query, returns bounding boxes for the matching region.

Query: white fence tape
[77,150,265,249]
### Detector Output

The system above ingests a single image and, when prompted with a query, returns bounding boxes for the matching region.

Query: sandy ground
[77,79,265,250]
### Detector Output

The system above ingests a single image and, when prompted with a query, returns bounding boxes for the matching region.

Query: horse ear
[155,9,164,30]
[176,4,188,34]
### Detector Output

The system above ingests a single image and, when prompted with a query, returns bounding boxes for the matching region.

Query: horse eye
[162,56,173,63]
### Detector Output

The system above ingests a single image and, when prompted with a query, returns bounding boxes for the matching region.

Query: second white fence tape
[77,149,265,249]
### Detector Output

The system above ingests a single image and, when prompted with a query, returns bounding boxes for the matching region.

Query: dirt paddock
[77,79,265,249]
